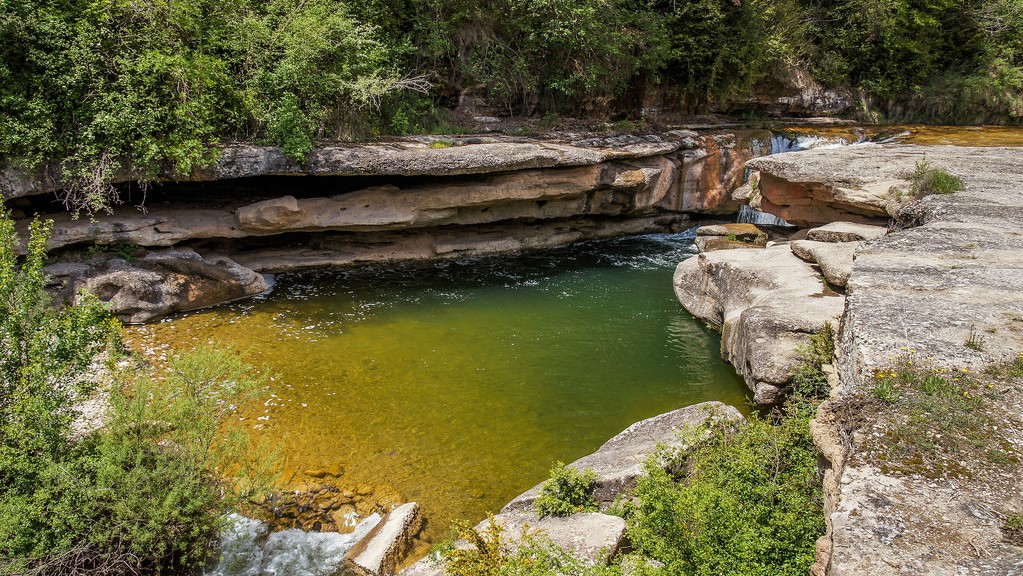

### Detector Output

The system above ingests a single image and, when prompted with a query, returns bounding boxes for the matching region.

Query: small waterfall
[205,513,382,576]
[737,204,789,226]
[738,130,869,227]
[770,133,858,154]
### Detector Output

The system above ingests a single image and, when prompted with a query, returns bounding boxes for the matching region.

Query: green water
[128,233,749,543]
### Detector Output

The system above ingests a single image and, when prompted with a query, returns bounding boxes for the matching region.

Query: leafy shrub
[620,324,834,576]
[1003,514,1023,546]
[624,410,824,576]
[533,461,598,518]
[0,207,274,575]
[790,322,835,400]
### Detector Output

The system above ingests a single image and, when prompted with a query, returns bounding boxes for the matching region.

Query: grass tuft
[907,160,964,196]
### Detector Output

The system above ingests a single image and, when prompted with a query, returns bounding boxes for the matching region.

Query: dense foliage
[0,208,273,575]
[3,0,1022,210]
[533,461,598,518]
[621,407,823,576]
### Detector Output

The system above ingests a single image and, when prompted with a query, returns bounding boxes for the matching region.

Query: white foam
[206,512,382,576]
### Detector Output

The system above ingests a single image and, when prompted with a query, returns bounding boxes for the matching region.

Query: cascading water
[205,513,382,576]
[738,130,870,226]
[737,204,789,226]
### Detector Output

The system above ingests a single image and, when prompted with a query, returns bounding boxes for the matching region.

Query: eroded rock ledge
[693,144,1023,575]
[4,131,770,323]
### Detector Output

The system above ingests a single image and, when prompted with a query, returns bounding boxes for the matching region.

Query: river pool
[127,232,750,546]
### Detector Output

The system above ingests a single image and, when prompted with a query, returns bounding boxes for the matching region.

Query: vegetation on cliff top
[2,0,1022,212]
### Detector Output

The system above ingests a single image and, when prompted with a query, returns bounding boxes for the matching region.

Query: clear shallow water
[128,232,750,546]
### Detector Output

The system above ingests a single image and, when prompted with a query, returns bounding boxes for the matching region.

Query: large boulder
[48,248,268,323]
[476,512,626,566]
[746,144,907,227]
[789,240,857,288]
[805,221,888,243]
[673,244,844,405]
[694,223,768,252]
[502,401,743,513]
[398,512,627,576]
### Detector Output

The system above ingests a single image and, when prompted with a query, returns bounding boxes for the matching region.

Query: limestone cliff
[3,132,768,322]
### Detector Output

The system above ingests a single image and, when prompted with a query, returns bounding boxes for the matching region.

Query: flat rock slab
[673,244,845,405]
[1,139,681,199]
[478,512,627,567]
[790,239,858,288]
[806,221,888,243]
[695,222,768,241]
[502,401,744,513]
[344,502,422,576]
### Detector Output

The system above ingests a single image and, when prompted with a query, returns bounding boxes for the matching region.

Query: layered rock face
[732,145,1023,575]
[4,132,767,322]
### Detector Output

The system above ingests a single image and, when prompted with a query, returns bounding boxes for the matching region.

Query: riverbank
[681,144,1023,574]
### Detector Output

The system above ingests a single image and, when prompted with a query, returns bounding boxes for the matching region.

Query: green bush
[623,410,823,576]
[0,207,275,575]
[533,461,598,518]
[619,325,834,576]
[908,161,965,196]
[790,322,835,400]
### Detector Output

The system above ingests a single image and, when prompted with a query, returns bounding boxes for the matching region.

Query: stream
[127,231,751,568]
